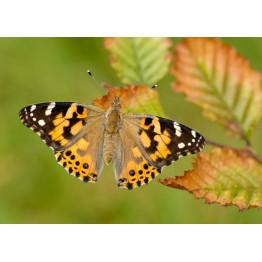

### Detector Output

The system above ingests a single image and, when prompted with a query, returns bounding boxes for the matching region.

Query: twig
[205,138,262,164]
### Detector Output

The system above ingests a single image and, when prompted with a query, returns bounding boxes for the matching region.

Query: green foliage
[105,37,171,86]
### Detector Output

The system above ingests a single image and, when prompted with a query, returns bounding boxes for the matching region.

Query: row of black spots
[129,165,156,178]
[126,178,148,190]
[55,149,91,182]
[63,150,95,181]
[119,161,160,189]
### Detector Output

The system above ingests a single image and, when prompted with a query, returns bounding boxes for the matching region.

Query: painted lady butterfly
[19,95,205,189]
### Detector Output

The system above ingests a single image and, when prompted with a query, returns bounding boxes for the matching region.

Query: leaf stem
[205,138,262,164]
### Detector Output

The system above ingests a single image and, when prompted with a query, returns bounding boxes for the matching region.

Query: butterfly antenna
[87,70,106,94]
[120,85,157,105]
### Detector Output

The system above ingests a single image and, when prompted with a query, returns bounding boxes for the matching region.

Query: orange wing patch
[118,146,161,190]
[64,104,88,119]
[140,131,151,148]
[48,103,88,147]
[55,138,98,183]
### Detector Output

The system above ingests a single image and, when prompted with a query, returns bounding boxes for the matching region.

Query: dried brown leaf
[92,84,165,116]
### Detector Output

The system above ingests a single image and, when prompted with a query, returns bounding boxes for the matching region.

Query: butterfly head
[110,96,121,110]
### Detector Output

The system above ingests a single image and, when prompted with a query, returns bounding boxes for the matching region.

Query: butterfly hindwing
[54,123,105,183]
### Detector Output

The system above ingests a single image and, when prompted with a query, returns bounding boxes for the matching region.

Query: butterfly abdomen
[103,132,117,164]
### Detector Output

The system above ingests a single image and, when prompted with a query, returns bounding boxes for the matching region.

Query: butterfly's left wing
[19,102,106,182]
[114,113,205,189]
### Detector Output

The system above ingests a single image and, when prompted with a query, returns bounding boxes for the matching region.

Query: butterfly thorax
[103,96,122,164]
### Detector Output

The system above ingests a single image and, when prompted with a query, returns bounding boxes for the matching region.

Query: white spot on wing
[33,118,36,121]
[173,122,182,137]
[30,113,34,117]
[174,123,182,131]
[178,143,185,149]
[30,105,36,112]
[192,139,195,142]
[176,130,182,137]
[188,143,191,146]
[38,119,45,126]
[45,102,56,116]
[191,130,196,137]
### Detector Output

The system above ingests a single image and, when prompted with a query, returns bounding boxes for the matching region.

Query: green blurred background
[1,37,262,223]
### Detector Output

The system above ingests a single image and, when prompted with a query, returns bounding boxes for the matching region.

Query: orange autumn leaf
[170,37,262,140]
[92,84,165,116]
[159,147,262,211]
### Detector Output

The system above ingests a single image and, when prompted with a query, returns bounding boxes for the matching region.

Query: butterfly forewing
[124,114,205,169]
[19,102,104,150]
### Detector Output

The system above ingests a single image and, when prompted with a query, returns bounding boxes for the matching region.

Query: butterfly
[19,95,205,189]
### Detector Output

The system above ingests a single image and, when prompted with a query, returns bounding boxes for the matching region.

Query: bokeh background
[1,37,262,223]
